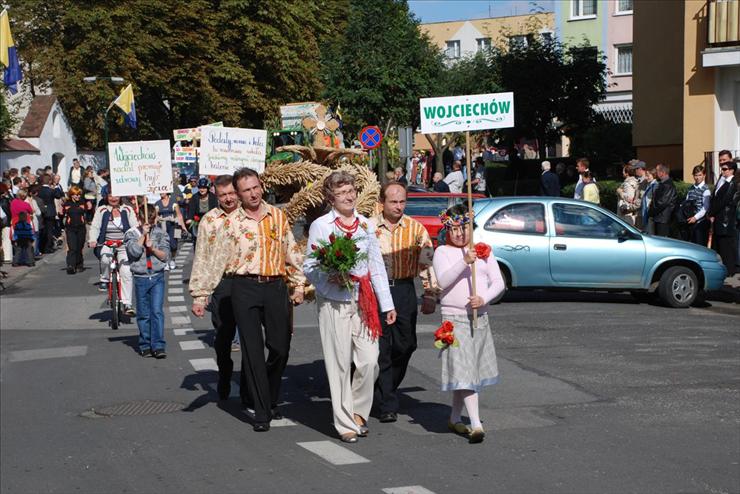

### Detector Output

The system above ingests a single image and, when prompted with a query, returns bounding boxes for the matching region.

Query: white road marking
[382,487,436,494]
[189,358,218,371]
[296,441,370,465]
[171,316,191,325]
[168,305,188,313]
[9,346,88,362]
[179,340,206,351]
[168,296,185,302]
[169,275,183,280]
[171,269,183,274]
[168,287,184,294]
[173,328,196,336]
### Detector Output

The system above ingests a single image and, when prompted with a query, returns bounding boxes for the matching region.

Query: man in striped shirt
[371,182,439,423]
[189,167,306,432]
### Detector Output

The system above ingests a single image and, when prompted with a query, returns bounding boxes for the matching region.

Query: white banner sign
[108,140,173,196]
[419,92,514,134]
[199,126,267,174]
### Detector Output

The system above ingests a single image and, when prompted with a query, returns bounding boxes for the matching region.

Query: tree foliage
[320,0,443,176]
[7,0,347,148]
[0,91,14,140]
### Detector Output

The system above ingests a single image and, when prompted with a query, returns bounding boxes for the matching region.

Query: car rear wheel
[658,266,698,308]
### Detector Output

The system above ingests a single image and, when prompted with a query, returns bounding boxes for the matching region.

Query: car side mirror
[618,228,640,242]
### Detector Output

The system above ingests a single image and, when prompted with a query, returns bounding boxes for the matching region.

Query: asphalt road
[1,243,738,494]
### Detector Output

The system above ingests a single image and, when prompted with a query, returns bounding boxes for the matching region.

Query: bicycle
[103,239,124,329]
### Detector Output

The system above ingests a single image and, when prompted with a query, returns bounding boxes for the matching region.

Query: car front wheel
[658,266,698,308]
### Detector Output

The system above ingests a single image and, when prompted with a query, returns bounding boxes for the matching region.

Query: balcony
[703,0,740,67]
[708,0,739,45]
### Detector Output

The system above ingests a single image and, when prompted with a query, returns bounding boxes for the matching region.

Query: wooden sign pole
[465,130,477,328]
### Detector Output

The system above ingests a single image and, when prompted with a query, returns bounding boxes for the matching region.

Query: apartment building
[419,12,555,63]
[554,0,634,124]
[633,0,740,181]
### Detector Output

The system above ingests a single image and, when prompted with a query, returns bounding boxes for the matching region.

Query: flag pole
[465,130,478,328]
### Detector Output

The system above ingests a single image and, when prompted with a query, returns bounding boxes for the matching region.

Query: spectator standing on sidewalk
[539,160,560,197]
[432,172,450,193]
[582,172,600,205]
[709,155,738,276]
[649,164,677,237]
[125,207,170,358]
[617,164,639,226]
[37,175,62,254]
[640,167,658,234]
[11,211,35,267]
[0,183,12,264]
[573,158,594,200]
[444,161,465,193]
[67,158,84,188]
[190,174,250,405]
[83,167,97,223]
[678,165,711,246]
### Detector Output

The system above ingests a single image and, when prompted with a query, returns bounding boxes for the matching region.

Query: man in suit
[37,174,62,253]
[709,152,738,276]
[540,160,560,197]
[649,164,677,237]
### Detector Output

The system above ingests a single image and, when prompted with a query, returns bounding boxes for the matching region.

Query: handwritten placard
[199,126,267,174]
[108,140,173,196]
[172,121,224,142]
[174,147,198,163]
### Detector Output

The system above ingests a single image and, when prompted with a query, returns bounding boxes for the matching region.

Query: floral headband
[439,211,471,227]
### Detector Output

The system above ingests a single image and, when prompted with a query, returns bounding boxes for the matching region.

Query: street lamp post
[83,76,125,169]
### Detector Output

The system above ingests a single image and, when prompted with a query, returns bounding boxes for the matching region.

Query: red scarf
[350,273,382,341]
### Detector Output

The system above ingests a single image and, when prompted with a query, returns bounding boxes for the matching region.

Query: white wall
[39,101,78,188]
[714,66,740,154]
[0,151,42,174]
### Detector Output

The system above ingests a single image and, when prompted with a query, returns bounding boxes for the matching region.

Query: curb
[0,249,66,292]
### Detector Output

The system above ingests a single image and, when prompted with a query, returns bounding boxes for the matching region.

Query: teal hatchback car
[473,197,727,307]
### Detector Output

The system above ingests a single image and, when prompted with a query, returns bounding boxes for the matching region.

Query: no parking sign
[359,126,383,150]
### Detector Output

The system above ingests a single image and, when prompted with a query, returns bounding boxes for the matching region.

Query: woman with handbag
[617,164,639,226]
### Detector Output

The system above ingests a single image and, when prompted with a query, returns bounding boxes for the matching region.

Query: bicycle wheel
[110,271,120,330]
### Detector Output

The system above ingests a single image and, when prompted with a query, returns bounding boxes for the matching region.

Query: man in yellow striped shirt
[371,182,439,423]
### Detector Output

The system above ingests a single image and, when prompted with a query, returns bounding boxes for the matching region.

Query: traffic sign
[359,126,383,150]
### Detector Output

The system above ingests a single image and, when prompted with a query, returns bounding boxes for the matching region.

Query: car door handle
[554,244,567,251]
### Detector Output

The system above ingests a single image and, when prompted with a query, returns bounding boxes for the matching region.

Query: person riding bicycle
[185,178,217,243]
[88,194,139,316]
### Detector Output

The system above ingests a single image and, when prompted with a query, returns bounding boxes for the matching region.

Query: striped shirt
[371,213,439,293]
[189,203,306,305]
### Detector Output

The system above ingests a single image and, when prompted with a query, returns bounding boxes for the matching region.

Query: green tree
[0,91,14,140]
[488,26,607,158]
[321,0,444,178]
[7,0,348,149]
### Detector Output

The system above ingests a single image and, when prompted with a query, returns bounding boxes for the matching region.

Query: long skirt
[440,312,499,392]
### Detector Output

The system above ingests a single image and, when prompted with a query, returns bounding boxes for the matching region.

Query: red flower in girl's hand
[329,233,336,243]
[434,321,458,349]
[311,244,317,251]
[193,215,201,222]
[345,232,353,239]
[474,242,491,260]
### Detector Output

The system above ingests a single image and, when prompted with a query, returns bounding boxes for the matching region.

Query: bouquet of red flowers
[434,321,458,349]
[474,242,491,260]
[309,232,367,291]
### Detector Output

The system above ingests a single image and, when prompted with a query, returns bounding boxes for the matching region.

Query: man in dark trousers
[709,153,738,276]
[37,174,62,253]
[648,163,677,237]
[540,160,560,196]
[190,174,249,404]
[371,182,438,423]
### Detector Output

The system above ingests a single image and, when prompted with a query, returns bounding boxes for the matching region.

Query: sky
[408,0,555,23]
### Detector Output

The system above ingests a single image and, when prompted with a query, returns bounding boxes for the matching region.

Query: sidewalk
[0,248,66,292]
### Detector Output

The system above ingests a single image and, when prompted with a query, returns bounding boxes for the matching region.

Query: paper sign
[172,122,224,142]
[174,147,198,163]
[108,140,173,196]
[419,92,514,134]
[199,126,267,174]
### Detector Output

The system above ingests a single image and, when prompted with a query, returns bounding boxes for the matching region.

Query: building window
[476,37,491,52]
[509,35,528,49]
[540,31,553,43]
[445,40,460,59]
[615,0,633,14]
[571,0,597,18]
[615,44,632,75]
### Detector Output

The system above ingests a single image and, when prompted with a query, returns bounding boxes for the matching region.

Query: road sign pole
[465,130,478,328]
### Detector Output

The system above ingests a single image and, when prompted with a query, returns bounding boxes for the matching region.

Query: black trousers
[41,216,56,253]
[375,280,418,414]
[678,220,710,246]
[654,222,671,237]
[714,234,738,277]
[209,278,248,401]
[65,225,86,269]
[231,277,291,423]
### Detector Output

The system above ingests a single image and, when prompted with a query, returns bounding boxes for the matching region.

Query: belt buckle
[388,279,395,287]
[257,275,269,283]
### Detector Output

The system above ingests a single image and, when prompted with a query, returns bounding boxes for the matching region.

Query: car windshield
[405,197,450,217]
